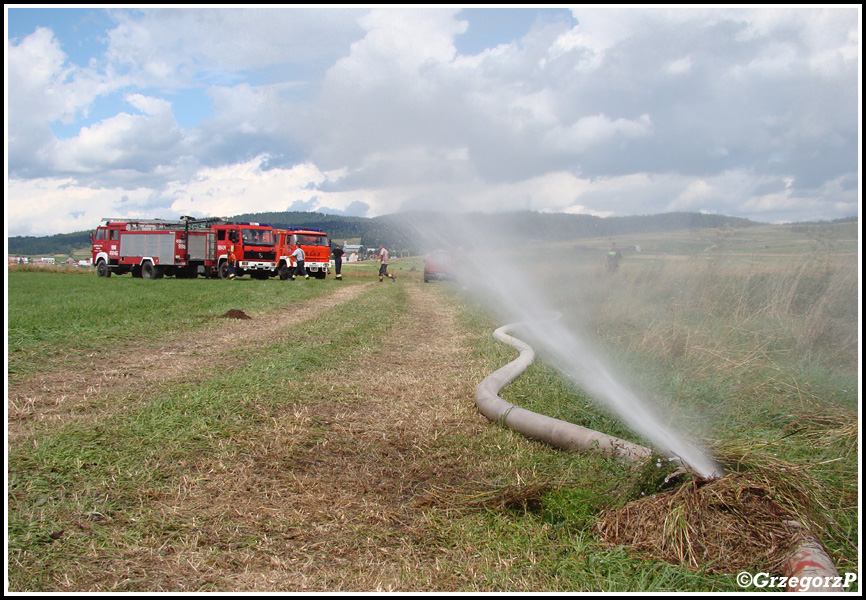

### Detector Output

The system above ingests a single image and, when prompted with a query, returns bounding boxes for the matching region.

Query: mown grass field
[6,222,860,592]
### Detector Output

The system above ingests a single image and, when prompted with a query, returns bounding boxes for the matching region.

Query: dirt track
[8,280,495,592]
[9,283,374,439]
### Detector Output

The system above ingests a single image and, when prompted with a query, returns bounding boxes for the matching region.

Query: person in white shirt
[378,245,396,282]
[291,246,309,280]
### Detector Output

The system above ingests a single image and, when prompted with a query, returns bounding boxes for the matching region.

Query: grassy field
[6,223,860,592]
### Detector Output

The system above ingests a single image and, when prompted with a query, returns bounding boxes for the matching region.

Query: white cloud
[126,93,172,117]
[104,7,367,87]
[7,27,117,176]
[51,95,185,175]
[168,156,379,220]
[337,6,466,78]
[544,114,653,153]
[203,83,289,136]
[7,27,96,123]
[669,179,716,211]
[665,56,693,76]
[6,178,176,236]
[5,7,860,237]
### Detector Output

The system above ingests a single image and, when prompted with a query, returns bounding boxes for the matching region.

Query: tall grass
[512,228,858,575]
[635,256,856,369]
[588,253,858,411]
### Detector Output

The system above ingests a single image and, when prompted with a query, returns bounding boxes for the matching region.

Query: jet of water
[405,212,723,479]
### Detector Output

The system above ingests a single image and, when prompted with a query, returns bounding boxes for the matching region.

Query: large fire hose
[475,324,652,462]
[475,322,842,591]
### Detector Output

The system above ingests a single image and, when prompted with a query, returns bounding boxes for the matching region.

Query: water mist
[406,213,723,479]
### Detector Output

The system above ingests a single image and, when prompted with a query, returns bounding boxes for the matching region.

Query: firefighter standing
[605,242,622,273]
[291,245,309,280]
[332,244,344,280]
[228,246,238,279]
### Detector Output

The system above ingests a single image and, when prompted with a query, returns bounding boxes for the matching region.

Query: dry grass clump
[415,481,553,514]
[783,410,859,461]
[597,472,804,573]
[597,424,855,575]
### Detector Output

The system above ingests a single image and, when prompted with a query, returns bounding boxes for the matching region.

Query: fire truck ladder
[101,216,225,231]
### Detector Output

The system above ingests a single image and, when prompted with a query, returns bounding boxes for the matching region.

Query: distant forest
[7,211,857,257]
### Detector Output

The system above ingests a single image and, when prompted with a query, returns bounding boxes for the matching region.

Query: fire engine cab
[275,228,333,280]
[211,222,278,279]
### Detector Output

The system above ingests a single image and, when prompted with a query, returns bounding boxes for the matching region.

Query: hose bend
[475,324,652,463]
[476,323,842,590]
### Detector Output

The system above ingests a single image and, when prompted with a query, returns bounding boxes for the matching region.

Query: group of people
[226,243,394,281]
[293,243,394,282]
[231,242,620,280]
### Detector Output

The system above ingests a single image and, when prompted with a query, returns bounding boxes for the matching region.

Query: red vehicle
[211,221,278,279]
[90,217,278,279]
[424,250,456,283]
[275,227,332,279]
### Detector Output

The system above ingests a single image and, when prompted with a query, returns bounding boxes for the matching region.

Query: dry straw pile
[597,472,804,573]
[596,418,856,575]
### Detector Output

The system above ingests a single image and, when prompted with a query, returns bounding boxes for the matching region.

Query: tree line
[14,210,845,258]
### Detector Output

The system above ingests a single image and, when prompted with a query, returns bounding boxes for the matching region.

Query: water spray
[511,313,724,479]
[476,322,653,463]
[478,318,722,479]
[477,317,840,588]
[403,213,839,583]
[404,211,722,478]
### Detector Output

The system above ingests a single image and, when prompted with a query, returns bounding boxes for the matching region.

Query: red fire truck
[90,217,278,279]
[211,221,278,279]
[275,227,333,280]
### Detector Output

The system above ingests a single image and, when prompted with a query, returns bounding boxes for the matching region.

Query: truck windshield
[241,229,275,246]
[293,234,329,246]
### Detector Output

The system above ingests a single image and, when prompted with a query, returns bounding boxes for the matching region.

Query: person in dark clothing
[332,244,344,280]
[605,242,622,273]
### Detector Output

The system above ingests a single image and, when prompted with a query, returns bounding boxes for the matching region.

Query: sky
[5,5,862,237]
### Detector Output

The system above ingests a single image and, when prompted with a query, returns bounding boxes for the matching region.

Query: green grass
[7,276,403,591]
[436,304,744,590]
[6,220,859,593]
[6,270,338,378]
[480,222,859,581]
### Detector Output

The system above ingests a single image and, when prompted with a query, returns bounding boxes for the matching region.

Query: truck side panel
[121,233,176,264]
[187,232,214,261]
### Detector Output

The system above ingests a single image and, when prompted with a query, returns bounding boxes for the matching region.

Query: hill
[7,230,93,258]
[9,210,854,258]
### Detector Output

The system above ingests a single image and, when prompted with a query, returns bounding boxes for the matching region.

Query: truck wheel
[279,265,291,280]
[96,260,111,278]
[142,261,162,279]
[218,261,231,279]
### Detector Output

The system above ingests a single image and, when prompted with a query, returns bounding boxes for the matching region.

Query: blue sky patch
[9,7,112,68]
[455,7,575,54]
